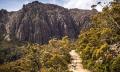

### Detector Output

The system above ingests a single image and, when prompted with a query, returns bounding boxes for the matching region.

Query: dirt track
[68,50,90,72]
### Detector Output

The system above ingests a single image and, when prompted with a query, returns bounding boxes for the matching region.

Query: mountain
[0,1,97,44]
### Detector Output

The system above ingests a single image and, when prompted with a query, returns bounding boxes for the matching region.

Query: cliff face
[0,1,97,44]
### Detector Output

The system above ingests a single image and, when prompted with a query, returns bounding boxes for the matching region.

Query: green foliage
[75,2,120,72]
[0,1,119,72]
[0,36,72,72]
[39,37,72,72]
[0,41,24,64]
[111,55,120,72]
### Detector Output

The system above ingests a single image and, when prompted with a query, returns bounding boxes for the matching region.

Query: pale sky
[0,0,113,12]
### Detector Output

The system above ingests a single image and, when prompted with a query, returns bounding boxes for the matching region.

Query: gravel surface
[68,50,90,72]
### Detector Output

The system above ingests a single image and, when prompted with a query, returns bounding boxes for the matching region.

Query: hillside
[0,1,120,72]
[0,1,97,44]
[75,2,120,72]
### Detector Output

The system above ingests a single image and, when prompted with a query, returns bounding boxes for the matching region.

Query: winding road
[68,50,90,72]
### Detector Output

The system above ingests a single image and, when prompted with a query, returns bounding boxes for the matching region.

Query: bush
[111,56,120,72]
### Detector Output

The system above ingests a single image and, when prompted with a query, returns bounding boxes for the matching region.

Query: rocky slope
[0,1,97,44]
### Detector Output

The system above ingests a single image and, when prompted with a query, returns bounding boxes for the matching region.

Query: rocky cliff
[0,1,97,44]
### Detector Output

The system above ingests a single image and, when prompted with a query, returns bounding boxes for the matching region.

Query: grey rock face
[0,1,97,44]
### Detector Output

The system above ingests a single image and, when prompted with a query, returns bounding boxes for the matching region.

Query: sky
[0,0,113,12]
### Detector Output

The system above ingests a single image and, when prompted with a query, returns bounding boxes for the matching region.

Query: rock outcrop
[0,1,97,44]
